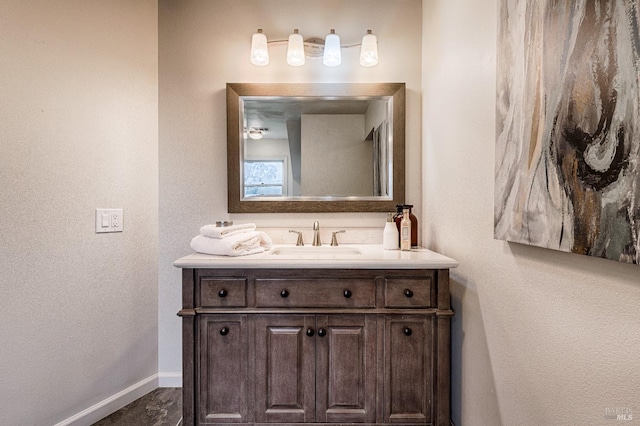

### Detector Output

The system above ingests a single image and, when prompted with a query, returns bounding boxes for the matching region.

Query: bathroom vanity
[175,245,457,426]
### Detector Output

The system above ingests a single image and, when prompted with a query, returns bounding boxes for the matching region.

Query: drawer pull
[317,328,327,337]
[306,328,315,337]
[220,327,229,336]
[343,289,352,298]
[404,289,414,298]
[218,289,228,298]
[403,327,412,336]
[280,289,289,298]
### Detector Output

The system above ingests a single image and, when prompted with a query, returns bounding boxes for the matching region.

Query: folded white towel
[200,223,256,239]
[190,230,273,256]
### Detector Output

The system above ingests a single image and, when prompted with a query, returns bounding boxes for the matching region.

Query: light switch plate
[95,209,123,233]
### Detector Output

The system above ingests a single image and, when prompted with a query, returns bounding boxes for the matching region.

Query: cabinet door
[315,314,376,423]
[254,315,315,423]
[384,315,433,423]
[198,315,248,424]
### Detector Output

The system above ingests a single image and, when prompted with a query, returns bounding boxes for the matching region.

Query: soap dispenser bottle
[394,204,418,247]
[400,208,412,251]
[404,204,418,247]
[383,213,399,250]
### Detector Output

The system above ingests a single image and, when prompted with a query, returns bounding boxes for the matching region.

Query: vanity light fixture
[250,29,269,66]
[249,28,378,67]
[286,29,305,66]
[359,30,378,67]
[322,29,341,67]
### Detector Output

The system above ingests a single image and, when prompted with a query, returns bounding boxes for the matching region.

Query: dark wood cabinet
[384,315,432,423]
[197,315,249,424]
[314,314,376,423]
[179,267,452,426]
[254,315,315,423]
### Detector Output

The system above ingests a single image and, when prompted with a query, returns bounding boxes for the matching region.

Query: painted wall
[0,1,158,424]
[301,114,371,196]
[422,1,640,425]
[158,0,423,380]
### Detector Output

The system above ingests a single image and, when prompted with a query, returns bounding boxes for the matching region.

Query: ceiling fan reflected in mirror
[244,127,269,140]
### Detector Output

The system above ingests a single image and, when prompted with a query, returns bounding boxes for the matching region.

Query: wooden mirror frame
[227,82,405,213]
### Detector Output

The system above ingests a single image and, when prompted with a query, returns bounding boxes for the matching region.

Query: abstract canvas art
[495,1,640,264]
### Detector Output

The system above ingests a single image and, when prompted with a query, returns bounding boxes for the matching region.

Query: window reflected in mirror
[243,159,285,197]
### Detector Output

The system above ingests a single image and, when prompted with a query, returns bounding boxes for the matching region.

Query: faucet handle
[312,221,321,246]
[289,230,304,246]
[330,230,346,246]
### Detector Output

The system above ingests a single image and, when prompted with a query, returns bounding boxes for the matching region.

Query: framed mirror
[227,82,405,213]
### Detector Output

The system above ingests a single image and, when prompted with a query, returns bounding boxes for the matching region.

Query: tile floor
[91,387,182,426]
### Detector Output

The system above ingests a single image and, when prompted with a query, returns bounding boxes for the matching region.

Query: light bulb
[323,29,341,67]
[359,30,378,67]
[287,29,305,66]
[250,29,269,66]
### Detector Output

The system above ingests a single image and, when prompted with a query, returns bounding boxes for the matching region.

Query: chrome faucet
[331,230,345,246]
[312,221,321,246]
[289,230,304,246]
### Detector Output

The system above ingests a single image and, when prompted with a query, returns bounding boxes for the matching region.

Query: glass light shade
[359,30,378,67]
[250,30,269,66]
[323,29,341,67]
[248,130,263,140]
[287,29,305,66]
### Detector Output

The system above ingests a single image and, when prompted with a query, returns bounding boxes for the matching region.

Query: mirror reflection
[242,98,391,199]
[227,83,405,213]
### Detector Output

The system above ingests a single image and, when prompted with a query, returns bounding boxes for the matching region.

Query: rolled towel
[190,230,273,256]
[200,223,256,239]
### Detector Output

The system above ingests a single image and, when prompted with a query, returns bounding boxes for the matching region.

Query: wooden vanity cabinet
[179,267,452,426]
[198,315,249,423]
[254,314,376,424]
[385,315,432,423]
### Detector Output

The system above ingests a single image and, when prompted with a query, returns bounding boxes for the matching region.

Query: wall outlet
[96,209,123,233]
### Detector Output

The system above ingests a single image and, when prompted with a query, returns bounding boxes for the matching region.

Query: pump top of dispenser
[396,203,413,209]
[395,204,415,215]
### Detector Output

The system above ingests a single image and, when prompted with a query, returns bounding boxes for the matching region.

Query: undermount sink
[270,246,362,258]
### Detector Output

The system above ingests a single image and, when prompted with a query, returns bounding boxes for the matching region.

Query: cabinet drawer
[384,277,433,308]
[200,278,247,307]
[255,279,375,308]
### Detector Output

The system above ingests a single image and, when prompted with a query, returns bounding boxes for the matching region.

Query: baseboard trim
[53,373,159,426]
[159,371,183,388]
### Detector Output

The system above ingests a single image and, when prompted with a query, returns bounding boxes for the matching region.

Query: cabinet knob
[317,328,327,337]
[218,289,228,298]
[343,289,352,298]
[220,327,229,336]
[404,289,413,298]
[306,328,315,337]
[403,327,412,336]
[280,289,289,298]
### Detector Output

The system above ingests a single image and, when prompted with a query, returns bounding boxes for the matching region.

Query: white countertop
[174,244,458,269]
